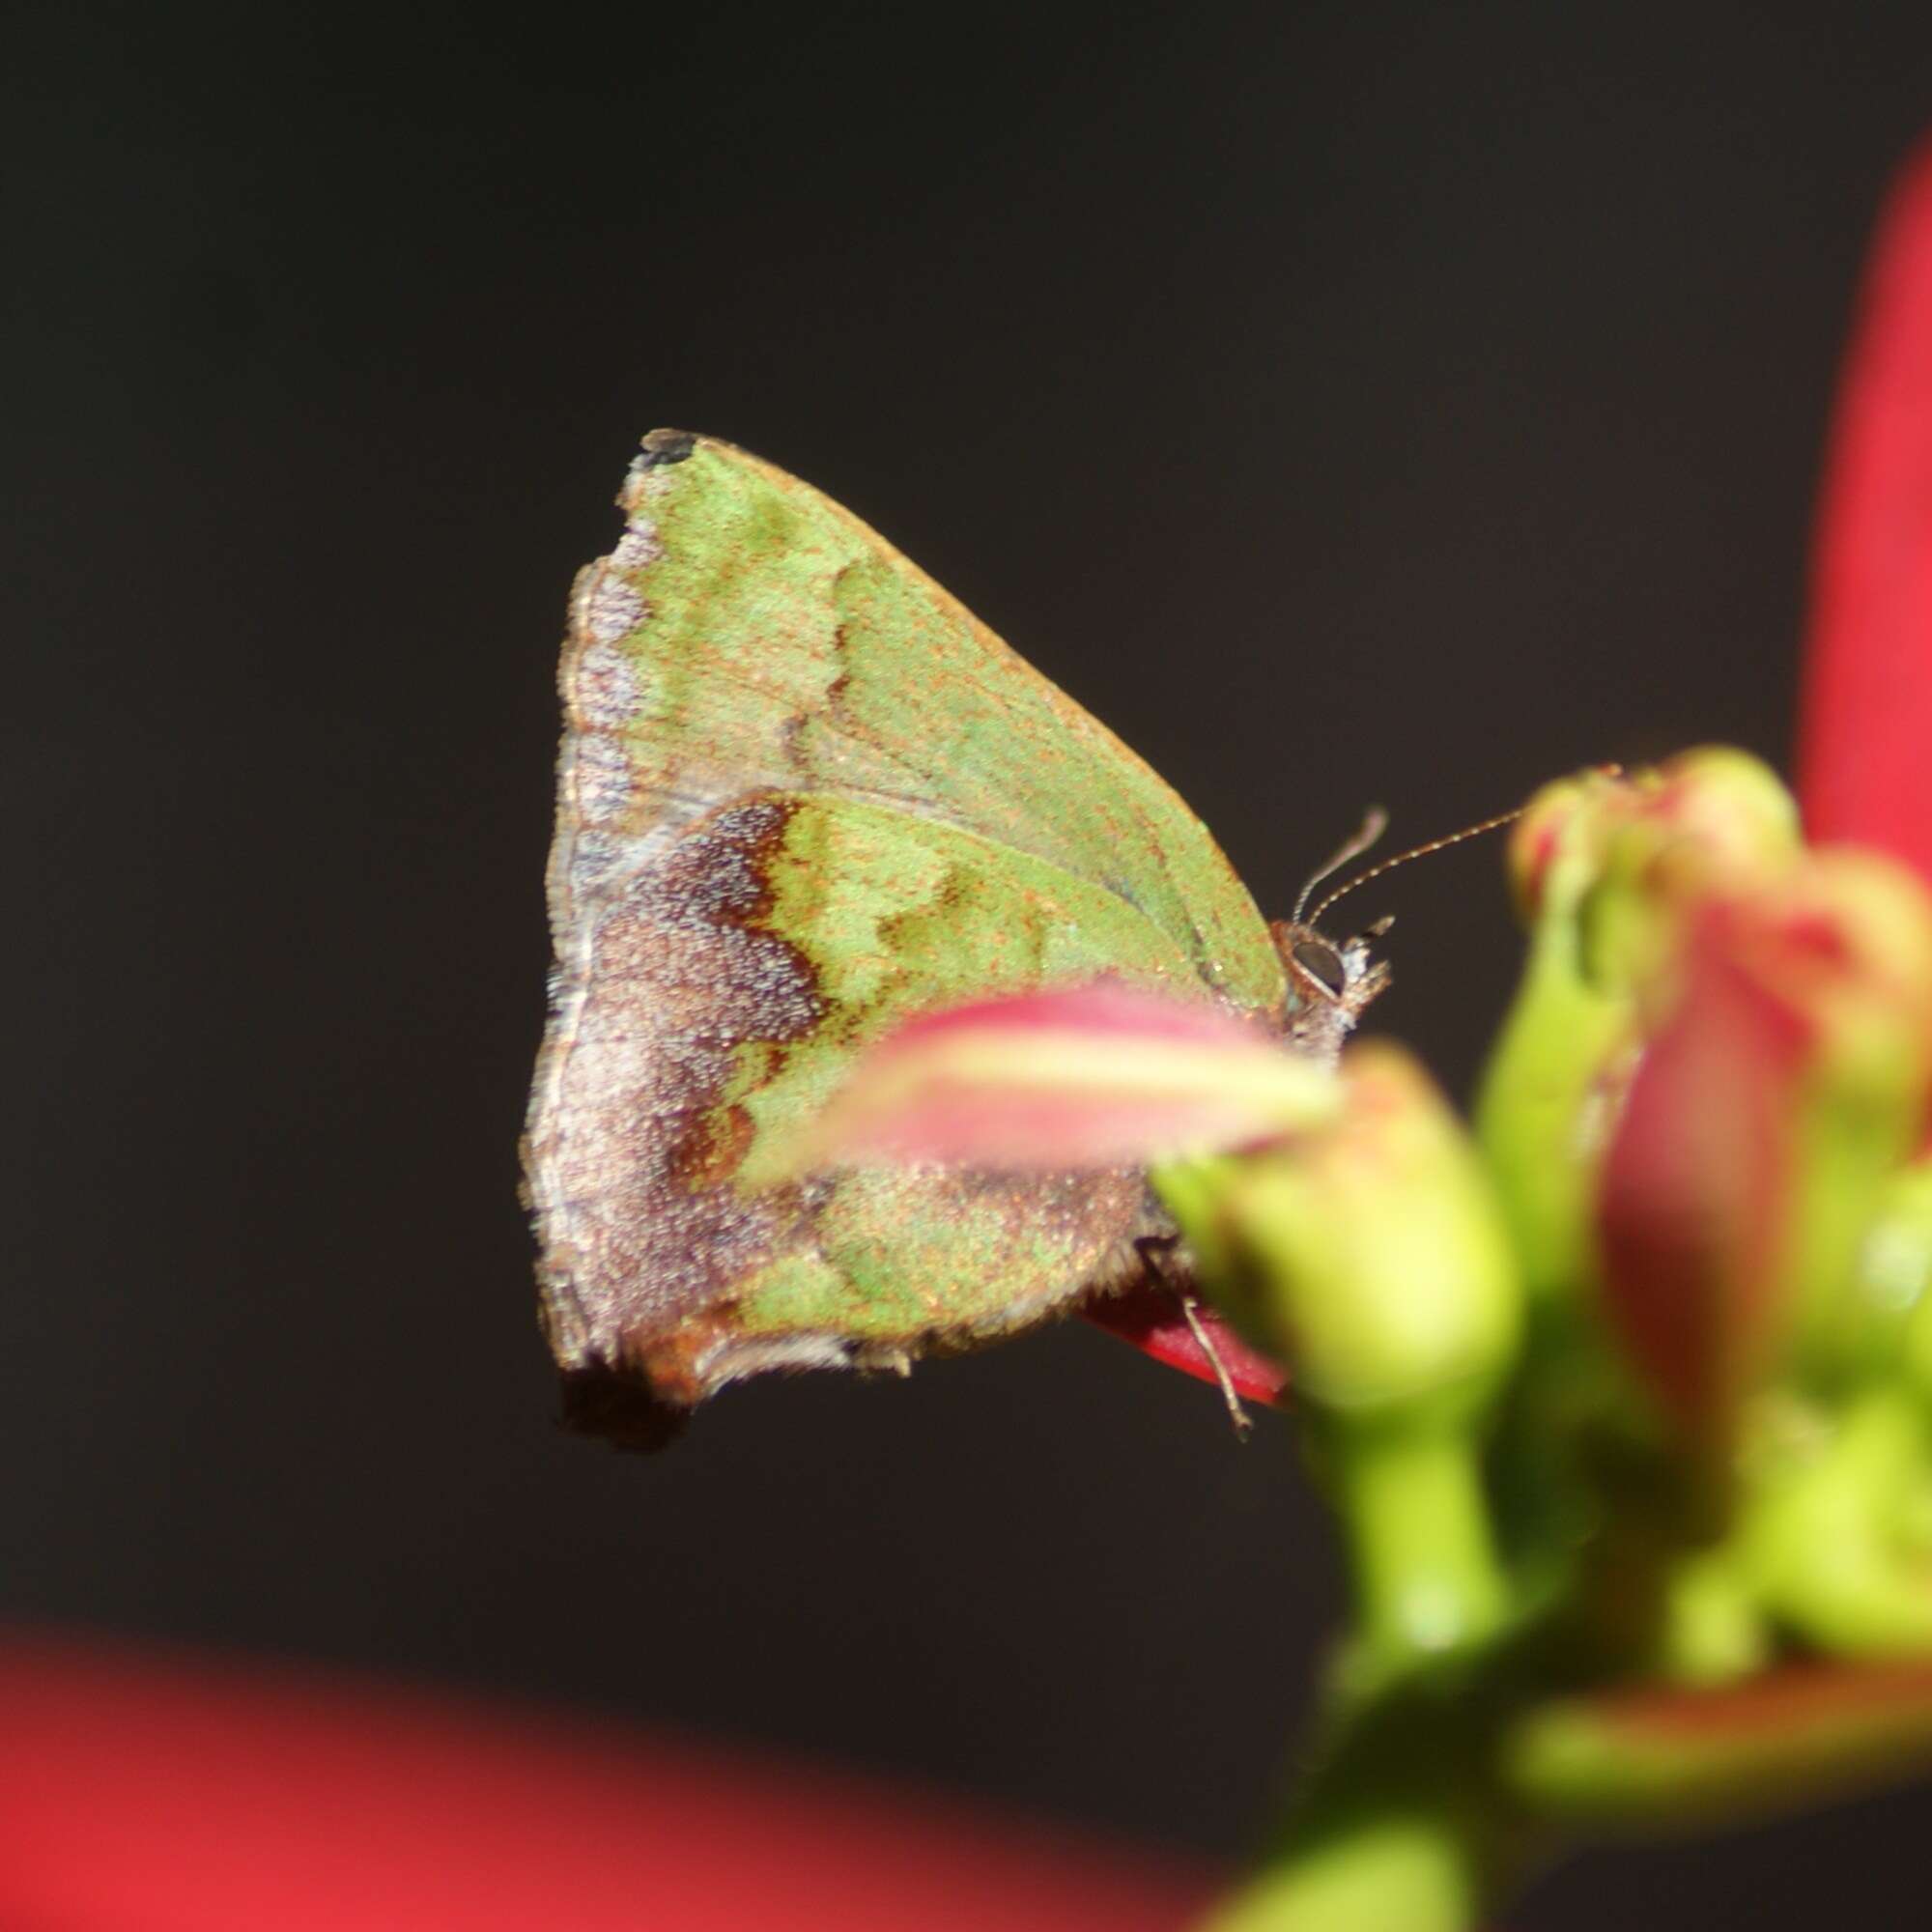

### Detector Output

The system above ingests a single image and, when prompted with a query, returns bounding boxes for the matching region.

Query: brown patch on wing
[525,795,822,1378]
[527,785,1183,1415]
[667,1103,757,1194]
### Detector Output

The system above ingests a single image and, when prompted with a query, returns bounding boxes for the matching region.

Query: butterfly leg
[1134,1236,1253,1439]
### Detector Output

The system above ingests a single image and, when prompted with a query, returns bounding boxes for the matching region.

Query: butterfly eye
[1291,938,1348,999]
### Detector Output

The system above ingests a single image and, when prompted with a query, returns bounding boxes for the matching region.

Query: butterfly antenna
[1292,807,1390,923]
[1308,803,1528,928]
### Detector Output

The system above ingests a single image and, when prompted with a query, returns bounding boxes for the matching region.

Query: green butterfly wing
[525,431,1286,1407]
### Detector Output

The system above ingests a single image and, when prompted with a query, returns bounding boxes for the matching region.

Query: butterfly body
[525,432,1381,1416]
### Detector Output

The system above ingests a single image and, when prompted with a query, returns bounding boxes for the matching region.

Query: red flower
[1799,135,1932,886]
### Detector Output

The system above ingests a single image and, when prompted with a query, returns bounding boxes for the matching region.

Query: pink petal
[890,981,1266,1046]
[1799,135,1932,885]
[1595,907,1810,1439]
[805,982,1332,1173]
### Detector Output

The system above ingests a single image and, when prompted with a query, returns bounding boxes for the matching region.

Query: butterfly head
[1265,795,1529,1065]
[1269,916,1391,1067]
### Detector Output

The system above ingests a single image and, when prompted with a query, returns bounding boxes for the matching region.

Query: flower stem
[1330,1421,1511,1677]
[1199,1663,1523,1932]
[1200,1811,1487,1932]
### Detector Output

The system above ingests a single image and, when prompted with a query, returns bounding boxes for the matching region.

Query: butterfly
[523,431,1386,1435]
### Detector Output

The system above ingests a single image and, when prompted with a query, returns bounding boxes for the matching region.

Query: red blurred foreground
[1801,134,1932,883]
[0,1631,1215,1932]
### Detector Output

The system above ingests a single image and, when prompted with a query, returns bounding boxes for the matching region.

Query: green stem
[1332,1423,1511,1675]
[1200,1810,1487,1932]
[1199,1665,1527,1932]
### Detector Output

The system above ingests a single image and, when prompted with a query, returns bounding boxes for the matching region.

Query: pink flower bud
[1594,851,1932,1444]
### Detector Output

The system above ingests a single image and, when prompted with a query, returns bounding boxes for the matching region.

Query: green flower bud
[1776,854,1932,1385]
[1503,752,1800,967]
[1482,753,1800,1317]
[1580,749,1802,1002]
[1503,764,1630,926]
[1879,1163,1932,1404]
[1168,1046,1522,1425]
[1480,785,1634,1306]
[1160,1049,1524,1670]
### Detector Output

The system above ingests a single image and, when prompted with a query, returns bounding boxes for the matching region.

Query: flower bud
[1880,1162,1932,1403]
[1504,1661,1932,1828]
[1593,848,1932,1448]
[1578,749,1802,1001]
[1482,761,1649,1309]
[1505,763,1630,925]
[1159,1050,1522,1667]
[1483,753,1816,1331]
[1504,752,1800,953]
[1160,1046,1522,1426]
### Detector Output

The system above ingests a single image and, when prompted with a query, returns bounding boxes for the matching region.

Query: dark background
[10,3,1932,1924]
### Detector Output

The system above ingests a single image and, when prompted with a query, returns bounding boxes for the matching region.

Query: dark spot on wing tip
[558,1362,690,1452]
[637,428,698,468]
